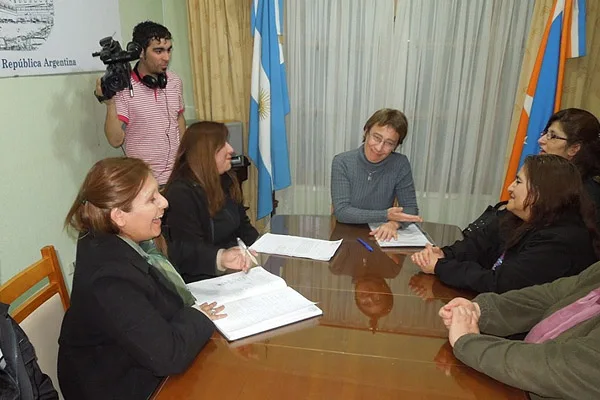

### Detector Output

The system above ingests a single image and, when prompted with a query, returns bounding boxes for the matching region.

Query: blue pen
[357,238,373,252]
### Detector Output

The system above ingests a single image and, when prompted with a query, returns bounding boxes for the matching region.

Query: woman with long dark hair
[463,108,600,238]
[538,108,600,219]
[412,154,599,293]
[163,121,259,283]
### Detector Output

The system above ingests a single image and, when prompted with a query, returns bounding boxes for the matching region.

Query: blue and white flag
[249,0,291,220]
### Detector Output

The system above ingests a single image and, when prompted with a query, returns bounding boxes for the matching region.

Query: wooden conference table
[153,215,527,399]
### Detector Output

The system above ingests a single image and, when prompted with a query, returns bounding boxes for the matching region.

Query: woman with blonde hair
[59,157,222,400]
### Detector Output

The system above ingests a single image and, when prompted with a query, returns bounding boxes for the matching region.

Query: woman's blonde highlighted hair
[64,157,151,234]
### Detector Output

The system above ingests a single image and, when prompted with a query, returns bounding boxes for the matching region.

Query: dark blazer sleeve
[89,264,214,376]
[236,202,259,245]
[164,181,221,281]
[584,176,600,229]
[436,229,584,294]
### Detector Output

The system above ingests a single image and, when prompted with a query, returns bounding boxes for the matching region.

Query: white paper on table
[368,223,432,248]
[249,232,343,261]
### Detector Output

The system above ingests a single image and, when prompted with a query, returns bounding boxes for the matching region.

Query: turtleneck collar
[358,144,394,170]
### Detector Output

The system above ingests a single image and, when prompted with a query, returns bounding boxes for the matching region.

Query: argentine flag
[249,0,291,219]
[501,0,586,198]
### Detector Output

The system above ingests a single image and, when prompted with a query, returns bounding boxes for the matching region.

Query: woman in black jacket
[163,121,259,283]
[58,157,223,400]
[538,108,600,222]
[463,108,600,238]
[412,154,600,294]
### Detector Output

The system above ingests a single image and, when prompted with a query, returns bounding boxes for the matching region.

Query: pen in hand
[236,237,259,273]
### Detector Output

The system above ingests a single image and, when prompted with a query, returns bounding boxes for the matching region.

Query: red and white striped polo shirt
[115,70,184,185]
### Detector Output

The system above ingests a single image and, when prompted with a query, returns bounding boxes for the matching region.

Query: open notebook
[368,223,432,248]
[187,267,322,341]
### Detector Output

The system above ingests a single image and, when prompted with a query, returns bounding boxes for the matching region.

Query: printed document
[368,223,432,248]
[249,233,342,261]
[187,267,322,341]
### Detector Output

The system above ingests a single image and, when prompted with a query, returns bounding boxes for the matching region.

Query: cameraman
[94,21,186,186]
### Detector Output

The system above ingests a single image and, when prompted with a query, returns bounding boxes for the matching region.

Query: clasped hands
[370,207,423,241]
[411,244,444,274]
[439,297,481,347]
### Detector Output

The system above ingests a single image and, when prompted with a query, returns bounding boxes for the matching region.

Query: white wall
[0,0,194,287]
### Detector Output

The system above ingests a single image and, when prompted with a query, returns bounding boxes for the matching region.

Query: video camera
[92,37,141,101]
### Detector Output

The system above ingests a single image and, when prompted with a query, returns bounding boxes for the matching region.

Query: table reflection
[262,216,468,336]
[153,215,526,399]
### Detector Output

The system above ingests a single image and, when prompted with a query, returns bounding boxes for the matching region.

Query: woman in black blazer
[537,108,600,226]
[412,154,600,294]
[463,108,600,239]
[163,121,259,283]
[58,157,224,400]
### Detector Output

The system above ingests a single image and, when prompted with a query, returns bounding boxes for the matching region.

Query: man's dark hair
[132,21,172,50]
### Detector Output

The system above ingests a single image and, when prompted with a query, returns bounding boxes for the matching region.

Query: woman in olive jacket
[442,260,600,400]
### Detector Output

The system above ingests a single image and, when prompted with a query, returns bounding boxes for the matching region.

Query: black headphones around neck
[133,62,167,89]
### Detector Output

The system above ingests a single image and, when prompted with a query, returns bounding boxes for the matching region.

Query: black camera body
[92,37,141,101]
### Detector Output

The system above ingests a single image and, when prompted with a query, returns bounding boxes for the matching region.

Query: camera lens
[104,65,128,92]
[94,38,137,99]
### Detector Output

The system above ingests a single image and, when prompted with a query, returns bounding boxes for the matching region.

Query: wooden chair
[0,245,70,398]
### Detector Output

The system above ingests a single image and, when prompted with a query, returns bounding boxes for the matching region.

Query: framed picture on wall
[0,0,122,77]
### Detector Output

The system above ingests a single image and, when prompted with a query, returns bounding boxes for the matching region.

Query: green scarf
[118,236,196,306]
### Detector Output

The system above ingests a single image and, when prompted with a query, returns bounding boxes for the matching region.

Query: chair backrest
[0,245,70,322]
[0,245,70,399]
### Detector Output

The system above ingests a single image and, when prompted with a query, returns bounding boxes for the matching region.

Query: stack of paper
[249,232,342,261]
[368,223,432,248]
[188,267,322,341]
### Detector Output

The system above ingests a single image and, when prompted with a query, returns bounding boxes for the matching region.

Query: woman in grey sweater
[331,108,422,241]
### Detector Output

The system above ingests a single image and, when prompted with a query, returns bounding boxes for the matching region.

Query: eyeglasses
[368,132,398,150]
[540,131,568,141]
